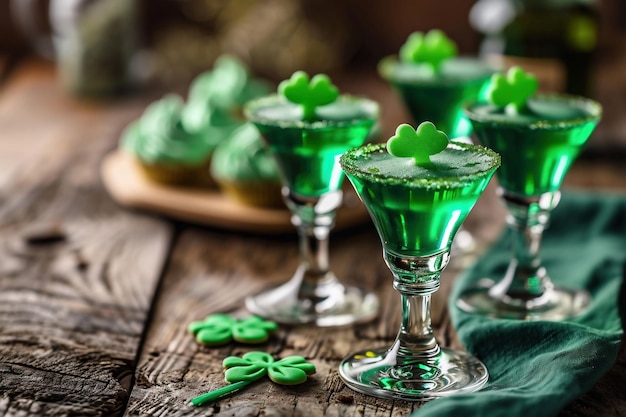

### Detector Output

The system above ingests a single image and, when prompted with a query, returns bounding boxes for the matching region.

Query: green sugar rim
[340,142,501,189]
[243,94,379,130]
[463,93,602,131]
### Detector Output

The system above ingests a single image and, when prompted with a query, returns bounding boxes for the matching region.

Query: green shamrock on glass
[399,29,458,73]
[387,122,449,168]
[487,66,538,113]
[279,71,339,121]
[191,351,316,406]
[188,314,278,346]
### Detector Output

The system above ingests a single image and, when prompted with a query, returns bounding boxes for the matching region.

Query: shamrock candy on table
[399,29,458,73]
[487,66,539,114]
[278,71,339,121]
[188,314,278,346]
[191,351,316,406]
[387,122,449,168]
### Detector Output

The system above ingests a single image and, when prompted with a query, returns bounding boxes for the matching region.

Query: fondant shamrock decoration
[387,122,449,167]
[191,351,316,406]
[278,71,339,121]
[188,314,278,346]
[399,29,458,72]
[487,66,538,112]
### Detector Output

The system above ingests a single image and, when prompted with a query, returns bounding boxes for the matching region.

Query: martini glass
[243,95,380,326]
[378,56,496,141]
[338,141,500,400]
[379,56,497,258]
[457,94,602,320]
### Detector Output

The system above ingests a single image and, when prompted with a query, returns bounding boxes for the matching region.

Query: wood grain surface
[0,59,624,417]
[0,59,173,416]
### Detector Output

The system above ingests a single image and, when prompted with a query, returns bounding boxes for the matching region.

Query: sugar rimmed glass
[457,94,602,320]
[243,95,380,327]
[338,141,500,400]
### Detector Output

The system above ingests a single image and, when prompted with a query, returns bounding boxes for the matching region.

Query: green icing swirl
[182,55,271,146]
[121,94,213,165]
[210,123,280,182]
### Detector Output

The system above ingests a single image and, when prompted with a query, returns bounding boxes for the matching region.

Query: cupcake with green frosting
[121,94,214,186]
[210,123,283,208]
[182,55,272,152]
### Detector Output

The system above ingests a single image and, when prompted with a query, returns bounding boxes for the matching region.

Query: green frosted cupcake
[211,123,283,208]
[121,94,215,186]
[182,55,272,151]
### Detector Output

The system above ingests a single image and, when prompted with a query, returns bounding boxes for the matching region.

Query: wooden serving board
[100,151,370,234]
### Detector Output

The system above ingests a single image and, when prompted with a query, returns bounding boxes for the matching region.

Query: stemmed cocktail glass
[339,122,500,400]
[378,30,497,141]
[378,30,498,257]
[457,67,602,320]
[243,71,379,326]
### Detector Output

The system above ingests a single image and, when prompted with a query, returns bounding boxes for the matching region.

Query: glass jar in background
[11,0,139,98]
[469,0,600,97]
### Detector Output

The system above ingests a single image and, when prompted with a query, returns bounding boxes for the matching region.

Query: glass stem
[385,250,450,360]
[491,190,561,307]
[396,292,439,358]
[296,214,332,281]
[283,188,344,301]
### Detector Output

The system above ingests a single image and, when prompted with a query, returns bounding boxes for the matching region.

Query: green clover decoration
[188,314,278,346]
[487,66,538,113]
[191,351,316,406]
[399,29,458,72]
[278,71,339,121]
[387,122,449,167]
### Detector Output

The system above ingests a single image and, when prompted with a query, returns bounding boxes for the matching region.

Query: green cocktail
[464,94,601,196]
[245,95,377,197]
[244,73,380,327]
[343,143,498,257]
[338,132,500,400]
[458,86,602,320]
[379,56,496,139]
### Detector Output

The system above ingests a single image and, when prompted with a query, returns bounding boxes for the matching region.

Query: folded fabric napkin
[416,191,626,417]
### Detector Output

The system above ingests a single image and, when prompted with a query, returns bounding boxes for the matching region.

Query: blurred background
[1,0,626,150]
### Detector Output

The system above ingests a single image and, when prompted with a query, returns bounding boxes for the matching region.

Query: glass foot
[456,280,590,320]
[339,344,488,401]
[245,273,379,327]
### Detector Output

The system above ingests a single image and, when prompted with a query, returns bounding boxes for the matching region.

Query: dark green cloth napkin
[416,191,626,417]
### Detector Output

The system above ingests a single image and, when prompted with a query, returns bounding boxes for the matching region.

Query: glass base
[456,280,590,320]
[245,272,379,327]
[339,345,488,401]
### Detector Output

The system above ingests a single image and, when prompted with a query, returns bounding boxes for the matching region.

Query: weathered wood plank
[0,59,174,416]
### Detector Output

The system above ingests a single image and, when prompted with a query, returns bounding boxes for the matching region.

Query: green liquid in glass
[464,94,601,196]
[340,143,500,257]
[378,57,496,138]
[244,95,378,198]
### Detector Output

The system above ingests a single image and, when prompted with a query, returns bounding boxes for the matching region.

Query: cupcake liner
[217,180,284,208]
[134,157,216,188]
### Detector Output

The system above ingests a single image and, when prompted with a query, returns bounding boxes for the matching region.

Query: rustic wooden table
[0,58,624,417]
